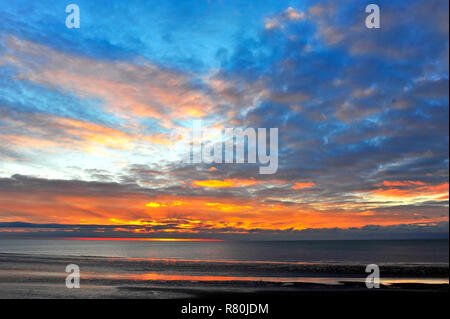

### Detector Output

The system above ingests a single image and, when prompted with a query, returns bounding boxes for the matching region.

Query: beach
[0,252,447,299]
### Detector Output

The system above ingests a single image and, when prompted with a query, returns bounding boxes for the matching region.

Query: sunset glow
[0,0,448,241]
[62,237,223,242]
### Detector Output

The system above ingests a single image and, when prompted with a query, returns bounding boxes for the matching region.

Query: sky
[0,0,448,240]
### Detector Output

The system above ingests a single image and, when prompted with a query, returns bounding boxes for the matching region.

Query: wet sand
[0,253,448,299]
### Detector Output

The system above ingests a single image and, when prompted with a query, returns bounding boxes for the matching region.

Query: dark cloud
[0,221,447,240]
[203,0,449,204]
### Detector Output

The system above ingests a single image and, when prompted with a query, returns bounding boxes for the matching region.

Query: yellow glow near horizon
[62,237,223,242]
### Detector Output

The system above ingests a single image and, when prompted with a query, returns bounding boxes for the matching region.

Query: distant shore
[0,253,448,299]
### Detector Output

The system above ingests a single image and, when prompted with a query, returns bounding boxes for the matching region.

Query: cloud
[292,182,315,190]
[308,0,449,61]
[0,174,447,233]
[369,182,449,200]
[1,36,224,128]
[0,221,447,240]
[192,179,263,188]
[265,7,306,30]
[0,0,448,239]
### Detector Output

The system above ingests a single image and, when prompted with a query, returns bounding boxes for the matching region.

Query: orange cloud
[292,182,315,190]
[192,179,260,188]
[379,181,425,187]
[265,7,306,30]
[284,7,306,20]
[204,202,253,212]
[371,182,449,199]
[0,109,182,157]
[2,36,221,129]
[362,182,449,208]
[145,201,189,208]
[2,181,445,233]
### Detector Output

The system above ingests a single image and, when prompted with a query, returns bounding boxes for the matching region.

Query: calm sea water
[0,239,448,264]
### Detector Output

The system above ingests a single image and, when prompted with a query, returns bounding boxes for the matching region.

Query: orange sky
[0,177,447,234]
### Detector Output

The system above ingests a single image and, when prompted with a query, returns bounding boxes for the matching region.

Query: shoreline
[1,251,448,266]
[0,252,448,276]
[0,252,448,298]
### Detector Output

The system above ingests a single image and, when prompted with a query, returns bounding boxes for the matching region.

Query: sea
[0,239,448,263]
